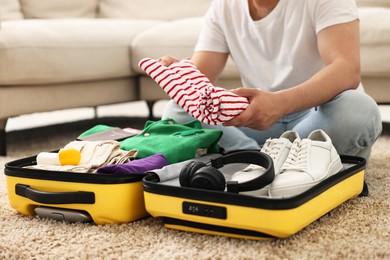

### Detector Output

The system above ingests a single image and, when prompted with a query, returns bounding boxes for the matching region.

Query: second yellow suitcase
[143,152,366,240]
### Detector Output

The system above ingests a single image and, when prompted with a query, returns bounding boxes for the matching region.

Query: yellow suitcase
[5,154,148,224]
[142,152,366,240]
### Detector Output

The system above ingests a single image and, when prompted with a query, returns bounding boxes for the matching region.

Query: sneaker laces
[261,138,286,161]
[280,139,309,173]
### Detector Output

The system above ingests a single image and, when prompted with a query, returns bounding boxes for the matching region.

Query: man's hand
[223,88,286,130]
[157,55,180,66]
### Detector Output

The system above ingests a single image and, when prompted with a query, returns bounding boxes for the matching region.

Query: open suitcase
[4,154,149,224]
[142,152,367,240]
[3,119,224,225]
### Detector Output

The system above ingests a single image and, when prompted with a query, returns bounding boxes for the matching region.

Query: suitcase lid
[5,155,147,184]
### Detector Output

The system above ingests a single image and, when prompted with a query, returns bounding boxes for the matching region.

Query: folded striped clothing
[139,58,249,125]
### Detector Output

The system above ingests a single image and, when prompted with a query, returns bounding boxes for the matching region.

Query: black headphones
[179,151,274,193]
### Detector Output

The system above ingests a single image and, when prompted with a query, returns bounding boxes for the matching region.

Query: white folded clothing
[28,140,138,173]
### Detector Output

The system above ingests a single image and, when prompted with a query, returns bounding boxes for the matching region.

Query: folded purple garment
[97,153,168,174]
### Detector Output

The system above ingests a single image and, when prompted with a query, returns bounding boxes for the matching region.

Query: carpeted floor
[1,118,389,259]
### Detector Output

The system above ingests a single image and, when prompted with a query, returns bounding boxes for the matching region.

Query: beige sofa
[0,0,389,155]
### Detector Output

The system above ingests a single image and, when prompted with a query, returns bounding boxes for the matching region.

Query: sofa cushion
[20,0,98,18]
[132,18,240,79]
[0,19,163,85]
[359,8,390,77]
[99,0,212,20]
[0,79,140,120]
[0,0,24,20]
[357,0,390,8]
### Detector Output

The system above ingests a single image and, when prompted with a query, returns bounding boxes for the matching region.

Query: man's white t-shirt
[194,0,359,91]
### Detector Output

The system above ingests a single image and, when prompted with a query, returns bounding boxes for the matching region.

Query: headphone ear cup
[189,166,226,191]
[179,161,208,187]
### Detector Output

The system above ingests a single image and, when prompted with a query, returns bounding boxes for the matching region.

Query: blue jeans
[162,89,382,160]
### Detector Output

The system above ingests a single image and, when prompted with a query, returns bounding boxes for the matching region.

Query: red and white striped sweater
[139,58,249,125]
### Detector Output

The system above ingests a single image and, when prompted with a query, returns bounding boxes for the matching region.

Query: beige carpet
[1,120,389,259]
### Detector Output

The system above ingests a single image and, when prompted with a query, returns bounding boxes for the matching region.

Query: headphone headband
[210,151,275,193]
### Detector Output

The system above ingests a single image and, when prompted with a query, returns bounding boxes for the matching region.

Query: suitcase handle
[15,184,95,204]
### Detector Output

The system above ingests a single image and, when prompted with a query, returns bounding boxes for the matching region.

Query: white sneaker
[262,130,301,174]
[230,130,300,197]
[269,129,344,198]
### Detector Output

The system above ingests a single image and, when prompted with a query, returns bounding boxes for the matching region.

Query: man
[158,0,382,160]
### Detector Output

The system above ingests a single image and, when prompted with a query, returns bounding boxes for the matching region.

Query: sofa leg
[93,106,98,119]
[146,101,156,120]
[0,118,8,156]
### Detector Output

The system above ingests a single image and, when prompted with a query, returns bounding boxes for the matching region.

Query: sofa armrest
[1,0,24,20]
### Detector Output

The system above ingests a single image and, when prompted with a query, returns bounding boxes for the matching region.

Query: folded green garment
[78,119,223,164]
[120,119,223,164]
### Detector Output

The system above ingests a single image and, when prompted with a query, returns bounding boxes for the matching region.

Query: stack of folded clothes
[28,140,138,173]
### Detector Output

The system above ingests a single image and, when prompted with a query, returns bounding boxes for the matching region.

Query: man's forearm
[277,60,360,115]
